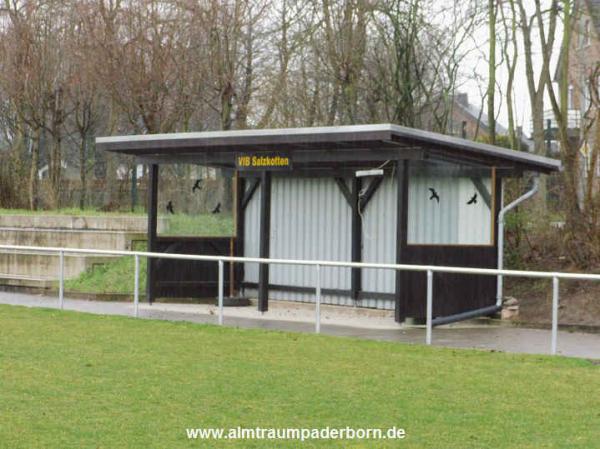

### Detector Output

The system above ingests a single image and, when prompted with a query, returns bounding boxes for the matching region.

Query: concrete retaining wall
[0,214,150,289]
[0,215,166,233]
[0,228,145,250]
[0,253,118,278]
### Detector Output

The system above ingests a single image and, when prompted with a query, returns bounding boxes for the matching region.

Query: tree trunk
[28,128,40,211]
[105,102,118,208]
[79,135,87,210]
[531,94,547,211]
[50,132,62,209]
[487,0,497,145]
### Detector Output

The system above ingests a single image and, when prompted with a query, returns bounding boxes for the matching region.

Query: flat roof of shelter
[96,124,561,174]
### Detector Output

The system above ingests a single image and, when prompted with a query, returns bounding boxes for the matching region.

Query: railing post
[133,255,140,318]
[551,276,559,355]
[315,264,321,334]
[426,270,433,345]
[218,260,224,325]
[58,250,64,310]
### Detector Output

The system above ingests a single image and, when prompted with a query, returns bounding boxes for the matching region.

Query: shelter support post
[147,164,158,304]
[350,177,362,300]
[258,171,271,312]
[395,160,408,322]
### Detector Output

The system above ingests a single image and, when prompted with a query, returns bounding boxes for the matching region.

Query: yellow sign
[236,153,292,170]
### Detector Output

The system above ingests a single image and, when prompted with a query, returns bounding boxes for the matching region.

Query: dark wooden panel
[400,246,497,319]
[153,237,236,299]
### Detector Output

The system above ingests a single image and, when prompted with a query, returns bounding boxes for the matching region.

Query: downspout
[496,176,539,306]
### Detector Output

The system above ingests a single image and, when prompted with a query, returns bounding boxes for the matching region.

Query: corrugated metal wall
[408,175,458,244]
[243,183,261,283]
[456,178,492,244]
[361,175,397,309]
[268,177,353,305]
[407,174,492,245]
[243,176,398,310]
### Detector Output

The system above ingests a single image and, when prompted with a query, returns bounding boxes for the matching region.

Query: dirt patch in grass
[506,279,600,327]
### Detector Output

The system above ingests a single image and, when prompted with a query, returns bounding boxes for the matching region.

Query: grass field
[63,240,147,296]
[0,207,234,237]
[1,305,599,448]
[64,253,148,296]
[158,212,234,237]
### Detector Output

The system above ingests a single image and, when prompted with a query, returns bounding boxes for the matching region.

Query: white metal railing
[1,244,600,355]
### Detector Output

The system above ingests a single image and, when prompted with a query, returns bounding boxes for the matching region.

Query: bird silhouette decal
[428,187,440,203]
[166,200,175,214]
[192,179,202,192]
[467,193,478,205]
[211,202,221,214]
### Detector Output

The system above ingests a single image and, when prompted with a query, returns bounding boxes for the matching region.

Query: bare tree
[0,0,497,213]
[487,0,498,144]
[515,0,558,157]
[366,0,482,132]
[539,0,600,266]
[0,1,53,209]
[68,1,105,209]
[499,0,520,150]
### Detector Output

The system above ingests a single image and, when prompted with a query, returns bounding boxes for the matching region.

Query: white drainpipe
[496,176,540,306]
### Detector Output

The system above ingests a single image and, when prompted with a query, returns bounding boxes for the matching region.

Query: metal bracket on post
[218,260,224,326]
[134,255,140,318]
[58,250,64,310]
[426,270,433,345]
[551,276,559,355]
[315,264,321,334]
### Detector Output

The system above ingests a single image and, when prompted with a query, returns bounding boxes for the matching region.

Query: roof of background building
[454,94,510,136]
